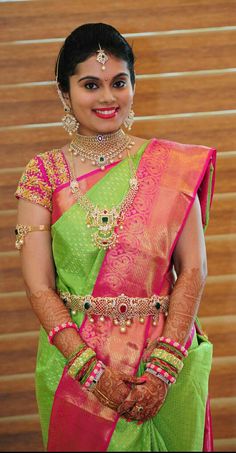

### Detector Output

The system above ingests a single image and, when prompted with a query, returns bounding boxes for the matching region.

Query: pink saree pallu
[47,138,216,452]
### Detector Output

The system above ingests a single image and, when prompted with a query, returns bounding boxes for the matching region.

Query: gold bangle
[93,388,118,409]
[15,224,51,250]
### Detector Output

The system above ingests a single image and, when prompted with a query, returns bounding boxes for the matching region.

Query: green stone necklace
[69,147,139,250]
[69,129,134,170]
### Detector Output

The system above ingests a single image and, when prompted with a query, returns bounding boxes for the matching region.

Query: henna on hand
[28,288,84,358]
[92,366,144,412]
[163,268,206,345]
[142,338,158,363]
[117,372,168,421]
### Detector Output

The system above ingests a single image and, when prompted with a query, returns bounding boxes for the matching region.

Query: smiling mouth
[93,108,119,119]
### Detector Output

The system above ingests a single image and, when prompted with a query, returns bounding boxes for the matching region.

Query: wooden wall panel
[206,194,236,235]
[1,72,236,127]
[1,0,236,41]
[200,275,236,317]
[0,415,43,452]
[0,292,39,334]
[1,30,236,85]
[0,374,37,417]
[206,235,236,275]
[1,189,235,253]
[0,118,236,171]
[0,332,38,376]
[1,0,235,451]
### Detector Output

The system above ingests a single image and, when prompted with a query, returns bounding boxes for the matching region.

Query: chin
[93,125,121,136]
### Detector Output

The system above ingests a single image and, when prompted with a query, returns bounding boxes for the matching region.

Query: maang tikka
[96,44,135,130]
[96,44,109,70]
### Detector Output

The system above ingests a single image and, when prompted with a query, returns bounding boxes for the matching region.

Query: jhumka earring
[124,108,135,131]
[56,85,79,135]
[96,44,109,70]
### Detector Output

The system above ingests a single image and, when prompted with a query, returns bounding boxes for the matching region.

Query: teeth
[95,109,116,114]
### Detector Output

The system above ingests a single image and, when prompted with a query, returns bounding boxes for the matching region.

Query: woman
[15,23,216,452]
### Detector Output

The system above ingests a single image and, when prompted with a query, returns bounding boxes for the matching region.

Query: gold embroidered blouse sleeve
[15,155,53,212]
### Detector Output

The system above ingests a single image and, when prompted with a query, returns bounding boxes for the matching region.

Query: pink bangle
[146,362,176,384]
[48,321,79,345]
[158,336,188,357]
[83,360,105,390]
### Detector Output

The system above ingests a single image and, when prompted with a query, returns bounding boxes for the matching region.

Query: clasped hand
[92,366,168,422]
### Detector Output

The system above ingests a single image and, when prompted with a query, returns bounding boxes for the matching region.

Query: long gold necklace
[69,146,139,250]
[69,129,135,170]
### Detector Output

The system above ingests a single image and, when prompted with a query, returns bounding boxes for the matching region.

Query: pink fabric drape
[47,139,216,452]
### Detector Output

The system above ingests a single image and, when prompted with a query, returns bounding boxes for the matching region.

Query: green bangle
[80,359,97,385]
[67,343,86,364]
[149,359,178,379]
[68,348,96,379]
[151,349,183,373]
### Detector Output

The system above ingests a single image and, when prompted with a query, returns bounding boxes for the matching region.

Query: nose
[99,86,116,104]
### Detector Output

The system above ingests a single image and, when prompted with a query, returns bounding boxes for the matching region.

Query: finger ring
[136,405,143,412]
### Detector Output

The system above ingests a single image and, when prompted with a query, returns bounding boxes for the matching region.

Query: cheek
[120,90,134,105]
[71,92,93,110]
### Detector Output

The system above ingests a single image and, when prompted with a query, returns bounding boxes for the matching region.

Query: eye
[84,82,98,90]
[114,80,126,88]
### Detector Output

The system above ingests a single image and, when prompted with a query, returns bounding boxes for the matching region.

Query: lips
[93,107,119,119]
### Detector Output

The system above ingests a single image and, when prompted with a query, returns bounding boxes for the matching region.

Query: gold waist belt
[59,291,170,333]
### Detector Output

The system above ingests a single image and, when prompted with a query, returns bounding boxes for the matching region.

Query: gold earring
[124,108,135,131]
[56,84,79,135]
[62,107,79,136]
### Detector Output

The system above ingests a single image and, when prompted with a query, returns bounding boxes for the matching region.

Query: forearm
[162,267,207,345]
[26,286,84,359]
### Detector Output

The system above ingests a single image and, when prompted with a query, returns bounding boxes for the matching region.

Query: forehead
[74,53,129,78]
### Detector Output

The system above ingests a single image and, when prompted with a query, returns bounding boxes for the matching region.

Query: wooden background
[0,0,236,451]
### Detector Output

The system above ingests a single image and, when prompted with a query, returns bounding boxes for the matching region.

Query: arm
[162,194,208,344]
[16,198,84,359]
[118,194,207,421]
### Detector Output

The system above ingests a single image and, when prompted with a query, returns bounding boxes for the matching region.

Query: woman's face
[66,53,135,136]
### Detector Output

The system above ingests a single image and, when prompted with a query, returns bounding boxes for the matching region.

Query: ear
[133,72,136,95]
[62,92,71,109]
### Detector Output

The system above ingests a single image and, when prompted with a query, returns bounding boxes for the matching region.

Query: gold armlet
[15,224,51,250]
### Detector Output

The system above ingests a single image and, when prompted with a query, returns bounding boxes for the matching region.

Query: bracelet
[48,321,80,344]
[157,344,184,360]
[146,362,176,384]
[68,348,96,379]
[78,357,97,384]
[67,343,87,364]
[83,360,106,390]
[146,368,172,386]
[150,359,178,379]
[158,336,188,357]
[151,348,183,373]
[15,223,51,250]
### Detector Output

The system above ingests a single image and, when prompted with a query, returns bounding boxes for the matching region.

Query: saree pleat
[34,138,216,452]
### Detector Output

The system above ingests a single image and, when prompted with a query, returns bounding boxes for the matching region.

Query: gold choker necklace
[69,129,135,170]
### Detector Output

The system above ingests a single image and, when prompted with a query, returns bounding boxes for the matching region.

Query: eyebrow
[78,72,129,82]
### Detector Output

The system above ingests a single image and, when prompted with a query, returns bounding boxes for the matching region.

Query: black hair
[55,23,135,93]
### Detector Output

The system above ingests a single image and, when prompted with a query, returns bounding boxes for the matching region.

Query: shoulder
[27,148,71,189]
[15,148,70,212]
[152,137,216,153]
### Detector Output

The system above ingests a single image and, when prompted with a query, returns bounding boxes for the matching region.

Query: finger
[117,398,136,416]
[119,373,146,385]
[128,405,147,421]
